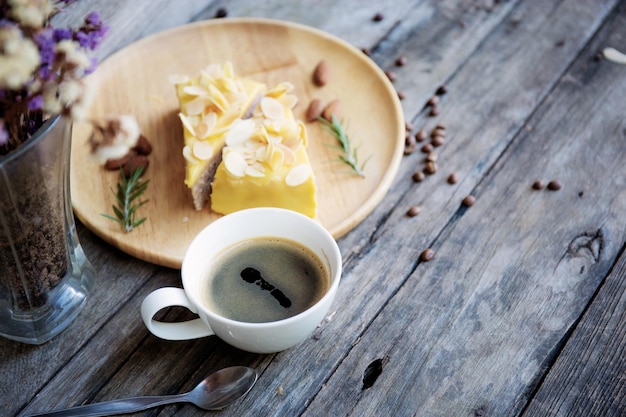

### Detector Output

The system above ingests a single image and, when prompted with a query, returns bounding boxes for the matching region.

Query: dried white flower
[8,0,53,29]
[0,27,40,90]
[89,115,141,164]
[55,40,92,73]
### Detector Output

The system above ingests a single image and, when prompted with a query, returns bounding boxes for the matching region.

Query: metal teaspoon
[25,366,258,417]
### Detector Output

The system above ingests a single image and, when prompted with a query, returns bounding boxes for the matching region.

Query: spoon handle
[25,394,188,417]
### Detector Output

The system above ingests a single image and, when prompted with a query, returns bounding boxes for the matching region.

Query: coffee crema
[201,237,328,323]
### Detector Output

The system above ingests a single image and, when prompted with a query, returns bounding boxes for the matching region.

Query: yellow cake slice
[170,62,266,210]
[210,82,318,218]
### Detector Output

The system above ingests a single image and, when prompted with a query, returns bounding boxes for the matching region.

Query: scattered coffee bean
[405,134,416,147]
[214,7,228,18]
[415,129,427,142]
[405,121,414,131]
[412,171,425,182]
[385,70,396,81]
[436,84,448,95]
[433,124,447,134]
[398,91,406,100]
[531,180,545,190]
[426,96,439,107]
[424,161,438,175]
[447,172,459,184]
[404,144,416,155]
[429,105,440,117]
[361,47,372,56]
[395,55,407,66]
[578,190,584,197]
[425,151,437,162]
[372,12,384,22]
[547,180,562,191]
[407,205,421,217]
[431,135,445,147]
[420,248,435,262]
[421,143,434,153]
[462,195,476,207]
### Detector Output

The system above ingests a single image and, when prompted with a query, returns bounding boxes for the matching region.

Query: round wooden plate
[71,18,405,269]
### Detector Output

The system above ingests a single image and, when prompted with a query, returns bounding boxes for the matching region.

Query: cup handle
[140,287,214,340]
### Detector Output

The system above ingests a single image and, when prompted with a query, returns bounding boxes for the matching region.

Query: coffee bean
[433,124,447,134]
[385,70,396,81]
[431,135,445,147]
[372,12,384,22]
[405,134,416,147]
[424,161,438,175]
[426,96,439,107]
[412,171,425,182]
[415,129,427,142]
[406,205,421,217]
[404,144,416,155]
[398,91,406,100]
[429,105,440,117]
[447,173,459,184]
[395,56,407,66]
[405,121,414,131]
[214,7,228,18]
[462,195,476,207]
[547,180,562,191]
[421,143,434,153]
[436,84,448,95]
[361,47,372,56]
[532,180,545,190]
[420,248,435,262]
[425,151,437,162]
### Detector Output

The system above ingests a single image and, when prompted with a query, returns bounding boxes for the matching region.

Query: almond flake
[183,85,208,96]
[225,119,255,147]
[178,113,197,136]
[279,94,298,109]
[208,84,229,112]
[245,165,265,177]
[268,145,284,168]
[192,141,213,160]
[277,143,296,165]
[185,96,205,116]
[603,47,626,65]
[182,145,197,163]
[224,151,247,177]
[285,164,311,186]
[168,74,189,84]
[260,97,285,120]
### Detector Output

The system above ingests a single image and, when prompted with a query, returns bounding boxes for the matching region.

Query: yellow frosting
[210,83,317,218]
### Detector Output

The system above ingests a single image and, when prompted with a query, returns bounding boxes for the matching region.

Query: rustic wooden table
[3,1,625,416]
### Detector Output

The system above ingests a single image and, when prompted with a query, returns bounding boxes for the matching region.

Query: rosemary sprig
[101,166,149,232]
[318,114,369,177]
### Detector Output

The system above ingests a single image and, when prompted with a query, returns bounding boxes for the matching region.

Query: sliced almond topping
[182,145,197,163]
[260,97,285,120]
[225,119,255,147]
[178,113,197,137]
[208,84,229,112]
[277,143,296,166]
[185,96,205,116]
[183,85,208,96]
[224,151,247,177]
[245,164,265,177]
[203,112,217,132]
[278,94,298,110]
[268,144,285,169]
[168,74,189,84]
[192,141,213,160]
[266,82,294,98]
[285,164,311,186]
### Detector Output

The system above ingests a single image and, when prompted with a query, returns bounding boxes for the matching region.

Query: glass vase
[0,116,95,344]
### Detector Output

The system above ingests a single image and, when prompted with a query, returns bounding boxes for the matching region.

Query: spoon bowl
[26,366,258,417]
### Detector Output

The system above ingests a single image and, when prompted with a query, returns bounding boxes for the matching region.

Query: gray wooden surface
[2,1,625,416]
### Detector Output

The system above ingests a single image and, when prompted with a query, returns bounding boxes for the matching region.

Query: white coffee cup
[140,207,342,353]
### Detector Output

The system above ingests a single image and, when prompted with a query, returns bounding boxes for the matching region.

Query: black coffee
[202,237,329,323]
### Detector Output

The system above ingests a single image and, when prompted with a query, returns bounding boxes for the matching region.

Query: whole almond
[322,99,341,121]
[104,150,136,171]
[312,60,330,87]
[133,134,153,155]
[123,154,149,178]
[305,98,324,122]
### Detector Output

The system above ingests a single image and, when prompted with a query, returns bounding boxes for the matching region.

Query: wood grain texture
[70,18,404,268]
[3,1,626,417]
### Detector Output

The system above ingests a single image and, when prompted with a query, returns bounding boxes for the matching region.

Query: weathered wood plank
[522,250,626,417]
[298,0,625,415]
